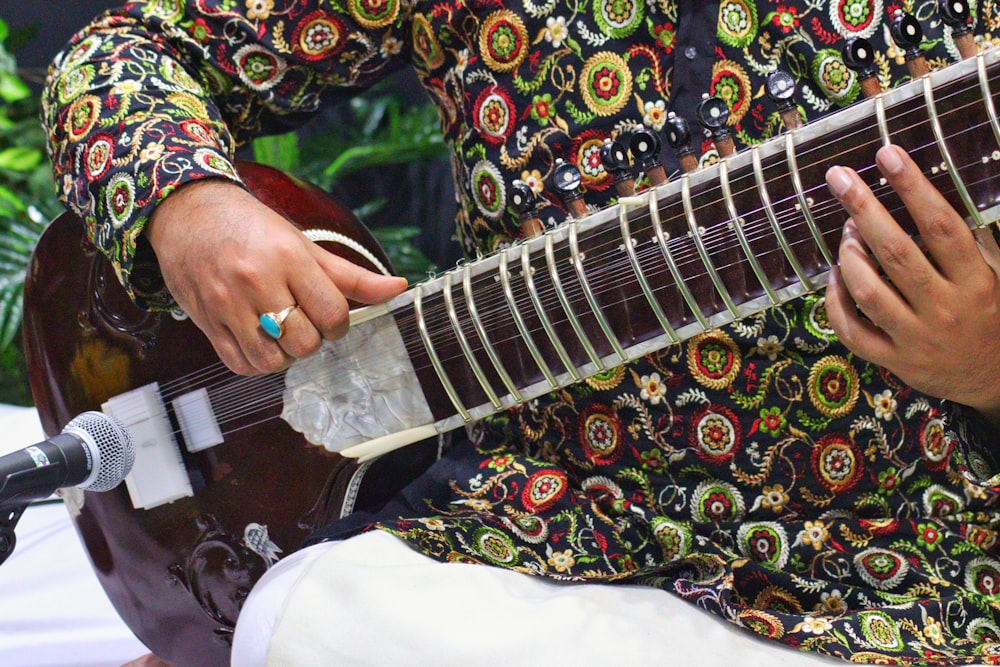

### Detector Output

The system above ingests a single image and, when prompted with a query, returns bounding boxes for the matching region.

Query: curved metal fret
[499,247,558,389]
[979,52,1000,155]
[442,271,502,409]
[520,239,582,381]
[718,160,778,305]
[461,264,522,402]
[875,94,891,147]
[648,191,709,329]
[544,232,604,370]
[785,132,835,267]
[568,222,627,363]
[751,146,813,289]
[681,176,739,318]
[923,76,983,227]
[414,283,470,421]
[618,194,678,342]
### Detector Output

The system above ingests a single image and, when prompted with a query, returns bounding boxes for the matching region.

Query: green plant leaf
[0,185,25,214]
[0,146,42,171]
[252,132,300,173]
[0,71,29,103]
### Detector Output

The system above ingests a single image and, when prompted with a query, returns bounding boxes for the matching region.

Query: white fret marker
[879,177,887,186]
[806,197,814,207]
[993,150,1000,161]
[932,166,939,174]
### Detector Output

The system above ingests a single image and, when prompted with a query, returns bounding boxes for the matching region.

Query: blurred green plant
[0,18,59,405]
[252,84,446,284]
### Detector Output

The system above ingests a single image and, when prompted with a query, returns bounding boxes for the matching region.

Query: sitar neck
[394,50,1000,429]
[281,48,1000,462]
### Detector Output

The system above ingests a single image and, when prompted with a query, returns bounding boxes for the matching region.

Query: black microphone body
[0,434,94,510]
[0,412,135,511]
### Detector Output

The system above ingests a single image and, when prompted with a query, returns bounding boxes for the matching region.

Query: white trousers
[230,530,839,666]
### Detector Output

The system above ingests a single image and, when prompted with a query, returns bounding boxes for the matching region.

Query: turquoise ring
[259,304,299,340]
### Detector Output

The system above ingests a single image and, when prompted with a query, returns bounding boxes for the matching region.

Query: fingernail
[877,145,905,175]
[826,166,853,198]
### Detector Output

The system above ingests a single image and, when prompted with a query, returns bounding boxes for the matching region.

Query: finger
[826,164,936,307]
[874,144,982,284]
[180,301,262,376]
[824,265,894,363]
[287,261,352,342]
[233,298,294,374]
[246,325,294,374]
[310,245,408,304]
[273,304,323,359]
[209,317,279,376]
[835,218,914,337]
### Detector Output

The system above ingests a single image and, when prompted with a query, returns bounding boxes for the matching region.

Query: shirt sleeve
[42,1,411,310]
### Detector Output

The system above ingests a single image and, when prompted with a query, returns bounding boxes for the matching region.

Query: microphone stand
[0,503,26,567]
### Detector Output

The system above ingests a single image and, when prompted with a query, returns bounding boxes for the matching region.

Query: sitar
[22,45,1000,667]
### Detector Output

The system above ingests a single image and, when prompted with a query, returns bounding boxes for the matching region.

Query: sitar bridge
[102,383,195,510]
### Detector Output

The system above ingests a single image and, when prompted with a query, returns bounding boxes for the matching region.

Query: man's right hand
[146,180,408,375]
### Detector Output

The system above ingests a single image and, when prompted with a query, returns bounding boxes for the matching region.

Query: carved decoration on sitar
[166,514,268,646]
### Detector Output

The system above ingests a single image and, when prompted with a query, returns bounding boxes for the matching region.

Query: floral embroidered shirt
[43,0,1000,664]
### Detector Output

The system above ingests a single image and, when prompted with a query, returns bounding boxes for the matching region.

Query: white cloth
[0,405,149,667]
[233,530,842,667]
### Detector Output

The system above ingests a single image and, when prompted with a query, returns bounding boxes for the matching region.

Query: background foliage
[0,15,449,406]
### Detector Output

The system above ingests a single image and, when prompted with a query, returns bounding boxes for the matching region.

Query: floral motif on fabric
[42,1,1000,663]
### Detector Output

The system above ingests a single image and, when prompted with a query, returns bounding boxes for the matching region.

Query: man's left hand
[824,144,1000,426]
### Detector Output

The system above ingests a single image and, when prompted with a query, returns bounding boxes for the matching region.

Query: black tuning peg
[664,112,698,173]
[842,37,882,98]
[549,159,587,218]
[695,95,735,157]
[510,180,543,238]
[891,10,928,76]
[764,69,801,130]
[599,137,635,197]
[938,0,976,59]
[629,127,667,186]
[939,0,972,29]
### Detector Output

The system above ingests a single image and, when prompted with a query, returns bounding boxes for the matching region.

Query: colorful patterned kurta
[42,1,1000,663]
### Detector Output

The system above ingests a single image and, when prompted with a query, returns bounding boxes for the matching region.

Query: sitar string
[147,60,1000,443]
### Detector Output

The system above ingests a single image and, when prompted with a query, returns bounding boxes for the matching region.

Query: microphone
[0,411,135,510]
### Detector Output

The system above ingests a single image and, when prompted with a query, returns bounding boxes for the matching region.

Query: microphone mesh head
[64,411,136,492]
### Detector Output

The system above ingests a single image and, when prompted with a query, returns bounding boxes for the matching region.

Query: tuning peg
[842,37,882,98]
[764,69,802,130]
[600,137,635,197]
[891,10,929,77]
[629,127,667,187]
[938,0,976,59]
[664,112,698,173]
[695,95,735,157]
[510,180,543,238]
[549,159,587,218]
